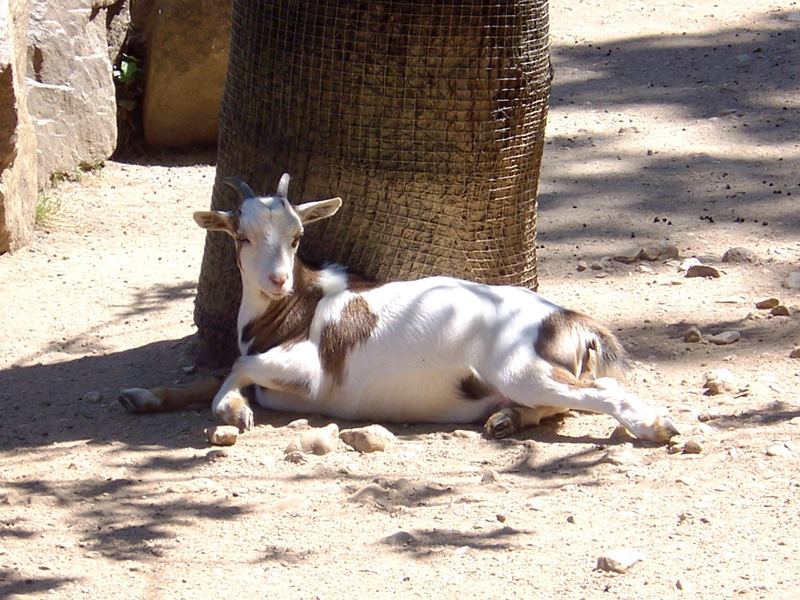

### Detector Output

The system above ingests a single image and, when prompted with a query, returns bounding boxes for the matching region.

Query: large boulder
[0,0,37,254]
[141,0,231,148]
[26,0,119,186]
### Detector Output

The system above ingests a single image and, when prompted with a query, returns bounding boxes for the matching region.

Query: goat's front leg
[213,343,321,431]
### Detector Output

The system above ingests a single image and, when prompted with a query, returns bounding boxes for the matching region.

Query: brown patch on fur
[347,271,381,292]
[319,296,378,384]
[549,366,597,389]
[535,308,627,380]
[458,372,495,401]
[242,261,324,355]
[151,377,224,411]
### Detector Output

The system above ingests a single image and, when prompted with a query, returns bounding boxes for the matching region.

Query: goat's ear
[193,210,237,235]
[276,173,291,198]
[295,197,342,225]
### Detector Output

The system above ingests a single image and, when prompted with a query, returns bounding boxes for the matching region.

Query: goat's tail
[537,308,630,383]
[118,377,223,414]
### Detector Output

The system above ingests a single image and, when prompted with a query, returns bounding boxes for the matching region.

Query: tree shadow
[0,570,78,598]
[380,525,524,557]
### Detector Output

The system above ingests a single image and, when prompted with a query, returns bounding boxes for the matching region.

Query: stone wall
[141,0,231,148]
[0,0,36,254]
[25,0,123,185]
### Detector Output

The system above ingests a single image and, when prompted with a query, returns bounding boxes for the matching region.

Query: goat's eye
[236,234,249,244]
[291,234,302,249]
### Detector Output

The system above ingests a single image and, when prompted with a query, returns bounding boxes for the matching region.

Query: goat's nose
[269,273,288,288]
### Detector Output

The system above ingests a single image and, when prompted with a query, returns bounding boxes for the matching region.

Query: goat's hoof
[214,392,254,432]
[484,409,518,439]
[630,415,680,444]
[119,388,161,413]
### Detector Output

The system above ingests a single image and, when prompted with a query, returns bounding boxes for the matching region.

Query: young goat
[120,174,679,442]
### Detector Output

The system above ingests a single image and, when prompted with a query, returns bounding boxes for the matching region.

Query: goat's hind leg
[491,364,678,443]
[484,405,570,439]
[119,377,223,413]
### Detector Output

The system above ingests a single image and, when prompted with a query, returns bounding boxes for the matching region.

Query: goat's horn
[223,176,256,200]
[276,173,291,198]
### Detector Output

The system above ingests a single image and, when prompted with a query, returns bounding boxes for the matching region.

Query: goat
[119,174,679,443]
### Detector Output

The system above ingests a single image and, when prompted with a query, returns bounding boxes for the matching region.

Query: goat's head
[194,174,342,298]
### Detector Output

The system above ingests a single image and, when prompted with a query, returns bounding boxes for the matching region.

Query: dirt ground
[1,2,799,598]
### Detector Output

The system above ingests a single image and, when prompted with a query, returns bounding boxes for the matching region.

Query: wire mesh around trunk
[195,0,552,365]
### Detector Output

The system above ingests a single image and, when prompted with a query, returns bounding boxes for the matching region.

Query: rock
[285,423,339,455]
[480,468,500,483]
[590,257,613,271]
[685,264,721,278]
[596,549,645,573]
[755,297,781,309]
[707,331,740,345]
[783,272,800,290]
[679,257,701,272]
[141,0,232,147]
[26,0,119,185]
[286,418,309,429]
[451,429,481,439]
[635,264,653,274]
[381,531,417,546]
[790,347,800,359]
[703,368,737,395]
[683,327,702,343]
[284,451,307,464]
[676,578,694,593]
[766,442,792,457]
[205,425,238,446]
[770,305,790,317]
[722,247,758,263]
[0,0,37,253]
[614,243,679,264]
[205,449,229,460]
[576,261,587,272]
[339,425,395,453]
[82,390,104,403]
[601,444,642,466]
[682,440,703,454]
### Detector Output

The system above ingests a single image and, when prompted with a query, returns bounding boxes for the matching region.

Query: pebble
[770,305,790,317]
[676,578,695,593]
[679,257,701,272]
[284,423,340,455]
[205,425,238,446]
[82,391,104,403]
[602,444,641,466]
[683,326,702,343]
[722,247,758,263]
[480,468,500,483]
[683,440,703,454]
[615,243,679,264]
[577,261,588,272]
[685,264,721,278]
[783,272,800,290]
[668,436,703,455]
[286,418,309,429]
[452,429,481,439]
[596,548,645,573]
[284,451,308,464]
[707,330,740,345]
[755,297,780,309]
[790,347,800,359]
[703,368,738,395]
[339,424,396,453]
[766,443,792,457]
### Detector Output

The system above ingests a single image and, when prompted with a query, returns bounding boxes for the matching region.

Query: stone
[601,444,642,466]
[205,425,238,446]
[783,273,800,290]
[286,418,309,429]
[576,261,587,272]
[614,243,679,264]
[722,247,758,263]
[755,297,780,310]
[679,257,701,272]
[766,443,792,457]
[451,429,481,439]
[676,578,694,593]
[703,368,738,395]
[596,549,645,573]
[141,0,232,148]
[707,331,740,345]
[480,468,500,483]
[284,451,307,464]
[790,347,800,359]
[770,305,790,317]
[685,264,721,278]
[683,327,702,343]
[339,425,396,453]
[682,440,703,454]
[0,0,37,253]
[26,0,119,186]
[81,390,104,403]
[285,423,339,455]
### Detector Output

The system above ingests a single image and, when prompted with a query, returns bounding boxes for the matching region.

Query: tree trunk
[194,0,552,367]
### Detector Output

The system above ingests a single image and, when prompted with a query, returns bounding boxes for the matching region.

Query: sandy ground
[1,1,799,598]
